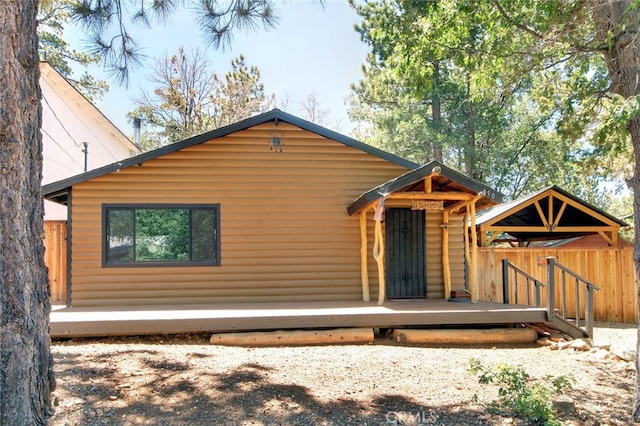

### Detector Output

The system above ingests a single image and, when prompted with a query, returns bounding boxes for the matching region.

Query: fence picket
[44,221,67,303]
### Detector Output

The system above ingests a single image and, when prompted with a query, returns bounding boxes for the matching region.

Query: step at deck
[546,314,589,339]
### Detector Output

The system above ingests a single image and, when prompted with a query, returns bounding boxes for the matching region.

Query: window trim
[102,203,221,267]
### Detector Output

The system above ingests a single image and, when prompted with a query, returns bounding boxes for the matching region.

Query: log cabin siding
[69,123,410,307]
[426,212,465,299]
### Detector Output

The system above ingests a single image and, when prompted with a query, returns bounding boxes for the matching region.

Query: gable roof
[475,185,627,243]
[43,109,419,205]
[39,61,139,153]
[347,160,503,215]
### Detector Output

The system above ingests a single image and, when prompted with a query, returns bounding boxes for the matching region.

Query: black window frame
[102,203,221,267]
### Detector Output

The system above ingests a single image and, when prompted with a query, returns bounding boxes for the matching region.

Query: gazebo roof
[475,185,626,244]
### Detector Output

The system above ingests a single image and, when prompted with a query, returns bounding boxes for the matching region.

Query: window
[103,204,220,266]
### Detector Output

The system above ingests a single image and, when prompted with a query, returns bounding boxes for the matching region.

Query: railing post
[546,257,555,320]
[534,281,541,307]
[561,271,567,319]
[575,278,581,327]
[502,259,510,304]
[586,286,594,337]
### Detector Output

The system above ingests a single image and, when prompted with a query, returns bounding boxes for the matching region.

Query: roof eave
[43,109,419,197]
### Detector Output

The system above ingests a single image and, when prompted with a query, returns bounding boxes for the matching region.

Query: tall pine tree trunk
[0,1,54,424]
[590,0,640,420]
[431,61,444,163]
[464,72,476,179]
[631,116,640,422]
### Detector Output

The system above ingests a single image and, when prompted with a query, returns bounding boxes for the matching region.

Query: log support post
[373,199,386,305]
[359,210,370,301]
[469,201,478,303]
[456,194,481,303]
[463,212,471,276]
[442,210,451,299]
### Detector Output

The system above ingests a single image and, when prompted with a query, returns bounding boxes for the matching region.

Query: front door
[385,208,426,299]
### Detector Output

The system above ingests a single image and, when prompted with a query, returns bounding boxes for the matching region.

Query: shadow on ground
[52,353,497,425]
[52,333,632,425]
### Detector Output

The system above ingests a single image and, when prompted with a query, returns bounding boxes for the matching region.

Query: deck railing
[501,258,545,307]
[544,256,600,337]
[502,257,601,337]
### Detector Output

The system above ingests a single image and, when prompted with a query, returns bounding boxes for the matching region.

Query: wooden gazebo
[475,185,627,247]
[347,161,502,304]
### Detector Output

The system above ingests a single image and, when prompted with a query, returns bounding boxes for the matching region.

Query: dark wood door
[385,208,426,299]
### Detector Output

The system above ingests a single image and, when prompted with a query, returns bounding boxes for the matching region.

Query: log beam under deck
[210,327,375,346]
[392,327,538,345]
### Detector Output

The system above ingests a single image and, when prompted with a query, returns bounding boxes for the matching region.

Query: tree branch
[492,0,544,39]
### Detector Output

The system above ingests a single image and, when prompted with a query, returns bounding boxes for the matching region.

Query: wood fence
[478,247,637,323]
[44,221,67,303]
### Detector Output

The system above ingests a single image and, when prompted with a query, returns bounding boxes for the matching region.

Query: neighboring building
[40,61,139,220]
[43,110,500,308]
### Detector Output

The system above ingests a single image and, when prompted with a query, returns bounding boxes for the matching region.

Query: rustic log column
[464,212,471,277]
[373,200,386,305]
[470,201,479,303]
[442,210,451,299]
[360,210,370,301]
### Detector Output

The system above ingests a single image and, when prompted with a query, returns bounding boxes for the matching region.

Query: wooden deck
[50,300,548,338]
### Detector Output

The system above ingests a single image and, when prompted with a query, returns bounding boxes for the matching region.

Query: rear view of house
[44,109,504,310]
[44,110,414,307]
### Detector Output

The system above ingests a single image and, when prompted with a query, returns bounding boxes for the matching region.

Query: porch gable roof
[347,160,503,216]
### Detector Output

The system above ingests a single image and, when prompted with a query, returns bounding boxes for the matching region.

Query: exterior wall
[69,123,410,306]
[40,63,138,220]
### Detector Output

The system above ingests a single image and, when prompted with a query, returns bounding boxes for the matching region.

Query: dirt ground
[49,322,636,426]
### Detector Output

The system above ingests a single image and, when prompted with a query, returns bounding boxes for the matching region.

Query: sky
[65,1,370,138]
